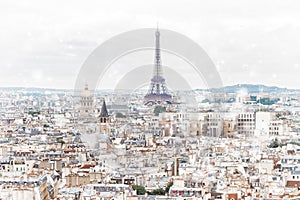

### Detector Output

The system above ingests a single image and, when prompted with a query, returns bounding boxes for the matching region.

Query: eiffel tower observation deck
[144,28,173,106]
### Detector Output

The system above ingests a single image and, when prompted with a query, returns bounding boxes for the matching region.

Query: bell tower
[80,83,94,119]
[99,100,110,135]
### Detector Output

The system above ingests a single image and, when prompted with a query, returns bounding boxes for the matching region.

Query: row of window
[82,102,92,107]
[81,97,92,100]
[238,119,254,122]
[238,123,255,127]
[239,114,254,118]
[238,131,254,134]
[208,123,222,126]
[269,127,279,130]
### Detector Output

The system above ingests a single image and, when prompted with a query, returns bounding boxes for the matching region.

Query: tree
[165,181,173,193]
[250,95,257,101]
[116,112,126,118]
[133,181,173,196]
[268,138,279,148]
[201,99,210,103]
[28,110,40,116]
[148,188,165,195]
[132,185,146,195]
[154,106,166,116]
[56,137,65,144]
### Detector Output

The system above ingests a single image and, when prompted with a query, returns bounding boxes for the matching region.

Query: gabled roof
[80,164,95,169]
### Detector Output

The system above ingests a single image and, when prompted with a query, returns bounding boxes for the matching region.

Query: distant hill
[197,84,300,94]
[0,87,70,92]
[1,84,299,94]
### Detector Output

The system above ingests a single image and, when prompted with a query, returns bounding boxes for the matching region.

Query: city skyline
[1,0,300,89]
[3,1,300,199]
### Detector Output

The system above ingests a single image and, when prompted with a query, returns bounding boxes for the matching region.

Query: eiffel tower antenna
[144,27,173,106]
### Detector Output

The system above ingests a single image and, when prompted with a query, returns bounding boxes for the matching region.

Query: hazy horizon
[0,83,297,91]
[1,0,300,89]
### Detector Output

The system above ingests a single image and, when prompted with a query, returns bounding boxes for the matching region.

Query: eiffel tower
[144,28,173,105]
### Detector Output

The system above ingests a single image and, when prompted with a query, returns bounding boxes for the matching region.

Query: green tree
[250,95,257,101]
[132,185,146,195]
[201,99,210,103]
[56,137,65,144]
[165,181,173,193]
[268,138,280,148]
[149,188,165,195]
[28,110,40,116]
[116,112,126,118]
[154,106,166,116]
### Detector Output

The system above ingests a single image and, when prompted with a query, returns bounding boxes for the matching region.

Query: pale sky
[1,0,300,89]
